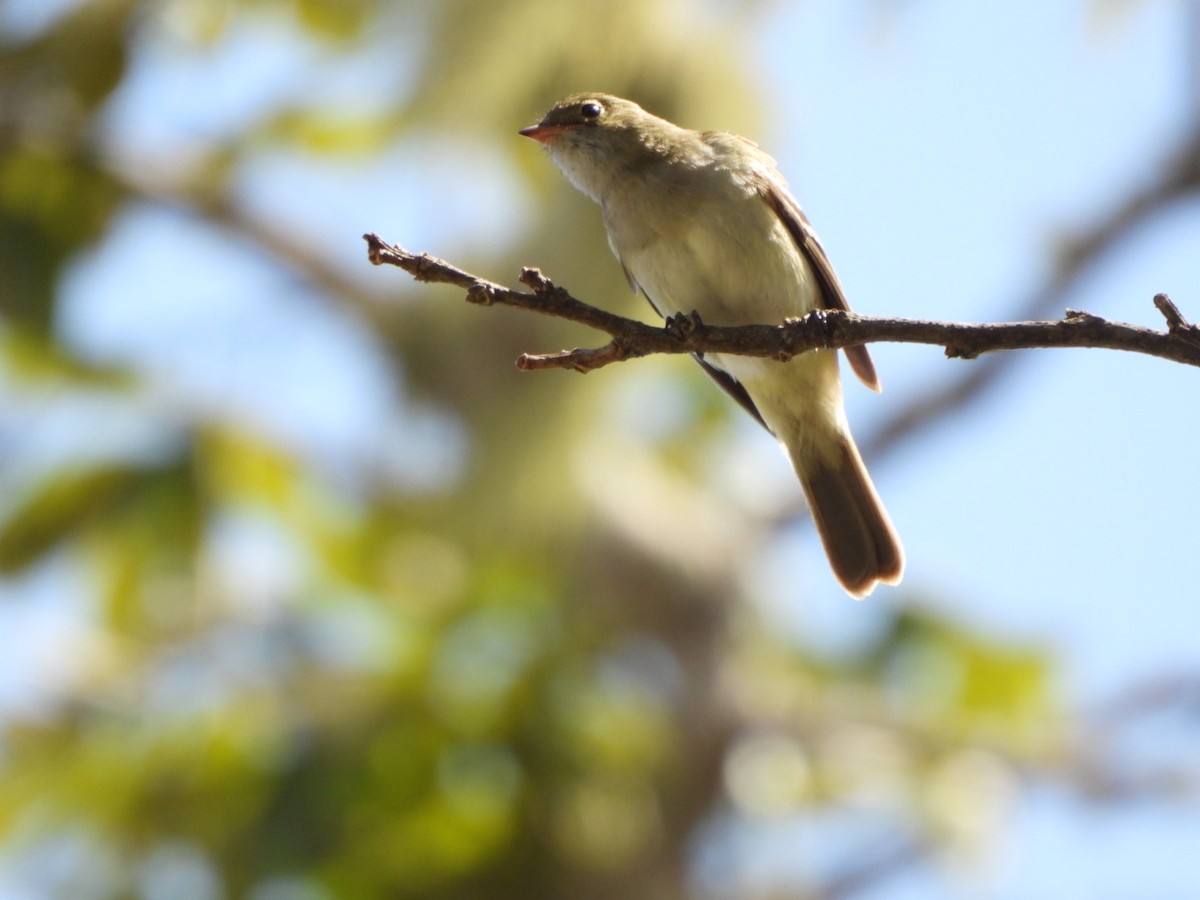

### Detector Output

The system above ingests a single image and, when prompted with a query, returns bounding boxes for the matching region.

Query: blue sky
[2,0,1199,897]
[752,0,1199,694]
[740,1,1200,895]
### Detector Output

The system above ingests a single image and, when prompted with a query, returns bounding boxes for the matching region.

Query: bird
[520,93,902,598]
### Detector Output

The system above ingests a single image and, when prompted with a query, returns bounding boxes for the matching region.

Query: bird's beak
[519,123,568,144]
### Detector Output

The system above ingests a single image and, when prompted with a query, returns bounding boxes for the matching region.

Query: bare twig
[365,234,1200,371]
[106,161,407,341]
[859,122,1200,461]
[1154,292,1200,347]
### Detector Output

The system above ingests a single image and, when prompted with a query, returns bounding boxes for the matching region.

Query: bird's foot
[665,310,703,339]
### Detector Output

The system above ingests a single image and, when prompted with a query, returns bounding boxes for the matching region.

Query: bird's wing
[694,353,771,432]
[717,133,881,392]
[622,262,772,434]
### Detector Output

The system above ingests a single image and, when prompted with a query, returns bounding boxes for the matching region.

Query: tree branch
[364,233,1200,371]
[858,120,1200,462]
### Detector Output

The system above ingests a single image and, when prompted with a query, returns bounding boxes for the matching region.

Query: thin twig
[859,122,1200,461]
[365,234,1200,371]
[1154,292,1200,347]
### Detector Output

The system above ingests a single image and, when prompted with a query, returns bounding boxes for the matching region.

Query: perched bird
[520,93,902,598]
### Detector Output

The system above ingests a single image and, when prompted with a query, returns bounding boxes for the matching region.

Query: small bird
[520,93,902,598]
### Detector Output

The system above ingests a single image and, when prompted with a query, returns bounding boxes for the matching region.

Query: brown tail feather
[791,432,903,598]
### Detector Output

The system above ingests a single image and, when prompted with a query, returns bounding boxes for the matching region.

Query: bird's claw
[665,310,703,339]
[785,308,834,349]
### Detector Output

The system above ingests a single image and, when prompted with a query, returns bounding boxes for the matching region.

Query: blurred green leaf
[292,0,375,42]
[882,609,1061,754]
[0,464,142,572]
[38,0,134,107]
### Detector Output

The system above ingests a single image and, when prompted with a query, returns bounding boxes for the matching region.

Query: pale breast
[603,163,822,328]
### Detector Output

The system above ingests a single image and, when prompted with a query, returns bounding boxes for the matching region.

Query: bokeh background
[2,0,1199,897]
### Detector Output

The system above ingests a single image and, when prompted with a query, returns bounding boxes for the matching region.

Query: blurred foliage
[0,1,1070,898]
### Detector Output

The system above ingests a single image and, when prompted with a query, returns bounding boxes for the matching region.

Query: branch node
[1064,308,1103,324]
[1154,293,1188,328]
[1153,293,1200,348]
[945,344,979,361]
[466,283,495,306]
[519,267,556,294]
[363,232,387,265]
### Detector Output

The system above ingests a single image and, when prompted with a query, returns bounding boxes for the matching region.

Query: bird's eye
[580,101,603,120]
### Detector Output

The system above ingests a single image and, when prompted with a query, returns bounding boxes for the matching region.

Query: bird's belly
[619,210,817,328]
[616,207,840,425]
